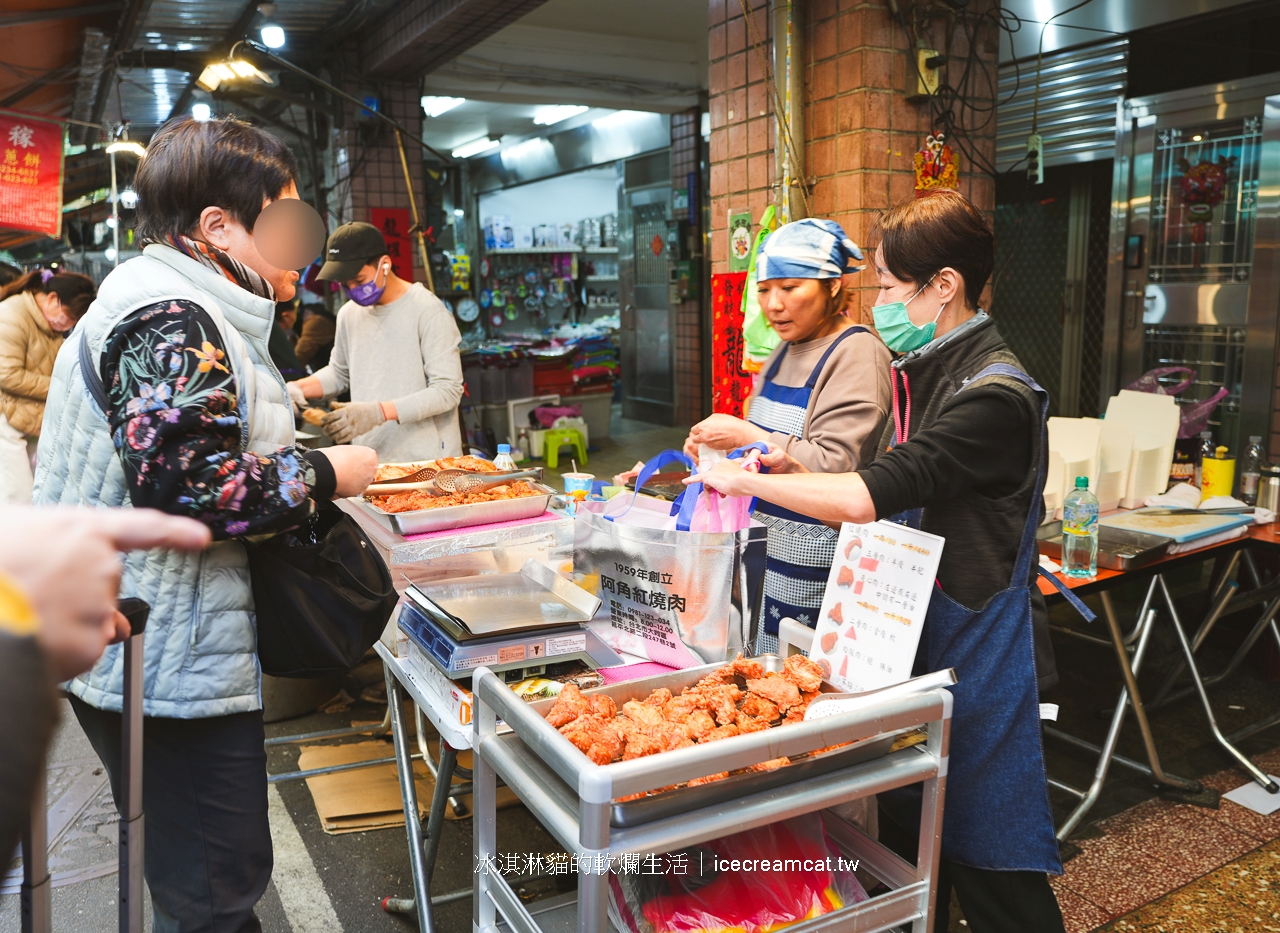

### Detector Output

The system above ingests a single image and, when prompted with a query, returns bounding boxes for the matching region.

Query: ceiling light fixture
[119,188,138,209]
[260,23,285,48]
[191,102,212,121]
[532,104,587,126]
[451,137,499,159]
[592,109,648,130]
[105,139,147,158]
[421,95,465,118]
[195,59,273,93]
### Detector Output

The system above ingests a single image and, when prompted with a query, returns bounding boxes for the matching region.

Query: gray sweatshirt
[311,283,464,462]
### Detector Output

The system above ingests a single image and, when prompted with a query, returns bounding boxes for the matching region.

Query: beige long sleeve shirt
[311,283,464,461]
[752,326,892,474]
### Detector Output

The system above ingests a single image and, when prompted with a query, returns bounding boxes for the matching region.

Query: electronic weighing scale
[396,560,622,681]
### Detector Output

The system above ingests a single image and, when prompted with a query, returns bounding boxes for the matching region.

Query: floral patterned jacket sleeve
[101,299,336,539]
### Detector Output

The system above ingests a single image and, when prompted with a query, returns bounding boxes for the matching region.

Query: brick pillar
[329,70,428,284]
[709,0,999,321]
[709,0,775,279]
[808,0,998,321]
[671,107,705,426]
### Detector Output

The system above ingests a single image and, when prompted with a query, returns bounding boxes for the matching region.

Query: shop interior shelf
[583,247,618,254]
[585,275,618,282]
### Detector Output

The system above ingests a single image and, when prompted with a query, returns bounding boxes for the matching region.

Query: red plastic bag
[608,813,868,933]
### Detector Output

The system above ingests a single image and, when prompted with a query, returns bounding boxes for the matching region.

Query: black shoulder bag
[79,333,397,678]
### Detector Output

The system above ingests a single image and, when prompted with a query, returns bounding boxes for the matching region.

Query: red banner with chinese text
[370,207,413,280]
[711,271,752,417]
[0,109,64,239]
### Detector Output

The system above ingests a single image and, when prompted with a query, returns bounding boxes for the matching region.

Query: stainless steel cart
[471,665,954,933]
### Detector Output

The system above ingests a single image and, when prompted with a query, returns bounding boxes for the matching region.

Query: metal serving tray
[1038,519,1171,571]
[352,482,556,535]
[524,656,915,828]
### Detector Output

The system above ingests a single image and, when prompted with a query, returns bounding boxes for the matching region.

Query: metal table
[1038,523,1280,839]
[471,665,954,933]
[376,640,477,933]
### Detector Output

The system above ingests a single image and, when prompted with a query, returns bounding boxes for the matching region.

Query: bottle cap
[1075,476,1088,488]
[497,444,510,454]
[1201,431,1212,439]
[1250,435,1262,443]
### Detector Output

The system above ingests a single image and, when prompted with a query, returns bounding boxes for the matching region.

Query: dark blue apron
[746,327,867,647]
[897,363,1092,873]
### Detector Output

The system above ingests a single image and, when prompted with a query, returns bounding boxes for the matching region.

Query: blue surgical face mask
[347,262,388,306]
[872,275,942,353]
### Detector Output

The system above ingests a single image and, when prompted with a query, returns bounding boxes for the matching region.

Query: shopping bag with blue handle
[572,449,767,666]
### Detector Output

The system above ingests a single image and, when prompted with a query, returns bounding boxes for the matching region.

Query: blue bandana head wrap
[755,218,865,281]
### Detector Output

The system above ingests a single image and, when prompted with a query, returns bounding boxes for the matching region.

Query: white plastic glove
[286,381,307,416]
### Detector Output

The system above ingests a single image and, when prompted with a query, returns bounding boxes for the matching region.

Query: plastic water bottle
[1240,435,1264,505]
[1062,476,1099,578]
[493,444,517,472]
[1194,431,1215,489]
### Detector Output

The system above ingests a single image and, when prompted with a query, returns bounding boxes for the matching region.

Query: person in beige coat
[0,269,95,500]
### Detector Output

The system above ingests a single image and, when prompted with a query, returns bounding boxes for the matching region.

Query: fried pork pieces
[543,655,829,789]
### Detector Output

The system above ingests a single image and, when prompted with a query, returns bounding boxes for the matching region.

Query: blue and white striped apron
[747,326,866,653]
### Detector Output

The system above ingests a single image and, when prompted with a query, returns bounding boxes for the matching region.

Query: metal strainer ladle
[433,469,542,495]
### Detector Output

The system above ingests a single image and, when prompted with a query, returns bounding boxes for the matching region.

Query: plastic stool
[543,428,587,469]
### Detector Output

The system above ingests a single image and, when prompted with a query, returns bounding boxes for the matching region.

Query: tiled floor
[1052,746,1280,931]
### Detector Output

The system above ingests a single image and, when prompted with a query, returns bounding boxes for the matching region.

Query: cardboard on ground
[1104,391,1180,508]
[298,738,518,834]
[808,521,944,694]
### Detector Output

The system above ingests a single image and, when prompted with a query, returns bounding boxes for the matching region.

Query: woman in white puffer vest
[33,117,377,933]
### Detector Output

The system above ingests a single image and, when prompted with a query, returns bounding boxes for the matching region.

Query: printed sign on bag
[807,521,944,693]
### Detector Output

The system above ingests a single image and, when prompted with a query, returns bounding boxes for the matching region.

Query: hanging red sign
[0,109,65,239]
[370,207,413,279]
[711,272,753,417]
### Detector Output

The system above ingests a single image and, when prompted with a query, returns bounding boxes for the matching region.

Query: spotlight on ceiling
[105,139,147,158]
[192,102,212,121]
[421,96,465,118]
[119,188,139,209]
[533,104,587,126]
[260,23,285,48]
[196,59,273,92]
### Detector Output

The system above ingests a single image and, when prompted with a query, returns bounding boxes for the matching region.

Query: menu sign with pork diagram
[807,521,944,693]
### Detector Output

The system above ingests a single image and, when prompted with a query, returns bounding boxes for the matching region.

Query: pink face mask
[41,305,75,333]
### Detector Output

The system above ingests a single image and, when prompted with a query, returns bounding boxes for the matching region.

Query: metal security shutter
[996,39,1128,173]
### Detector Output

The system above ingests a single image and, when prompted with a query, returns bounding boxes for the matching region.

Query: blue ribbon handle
[606,449,695,523]
[672,442,774,531]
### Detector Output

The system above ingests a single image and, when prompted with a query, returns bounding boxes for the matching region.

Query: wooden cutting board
[1099,508,1253,543]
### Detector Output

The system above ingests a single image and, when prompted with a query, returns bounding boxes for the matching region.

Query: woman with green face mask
[690,190,1071,933]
